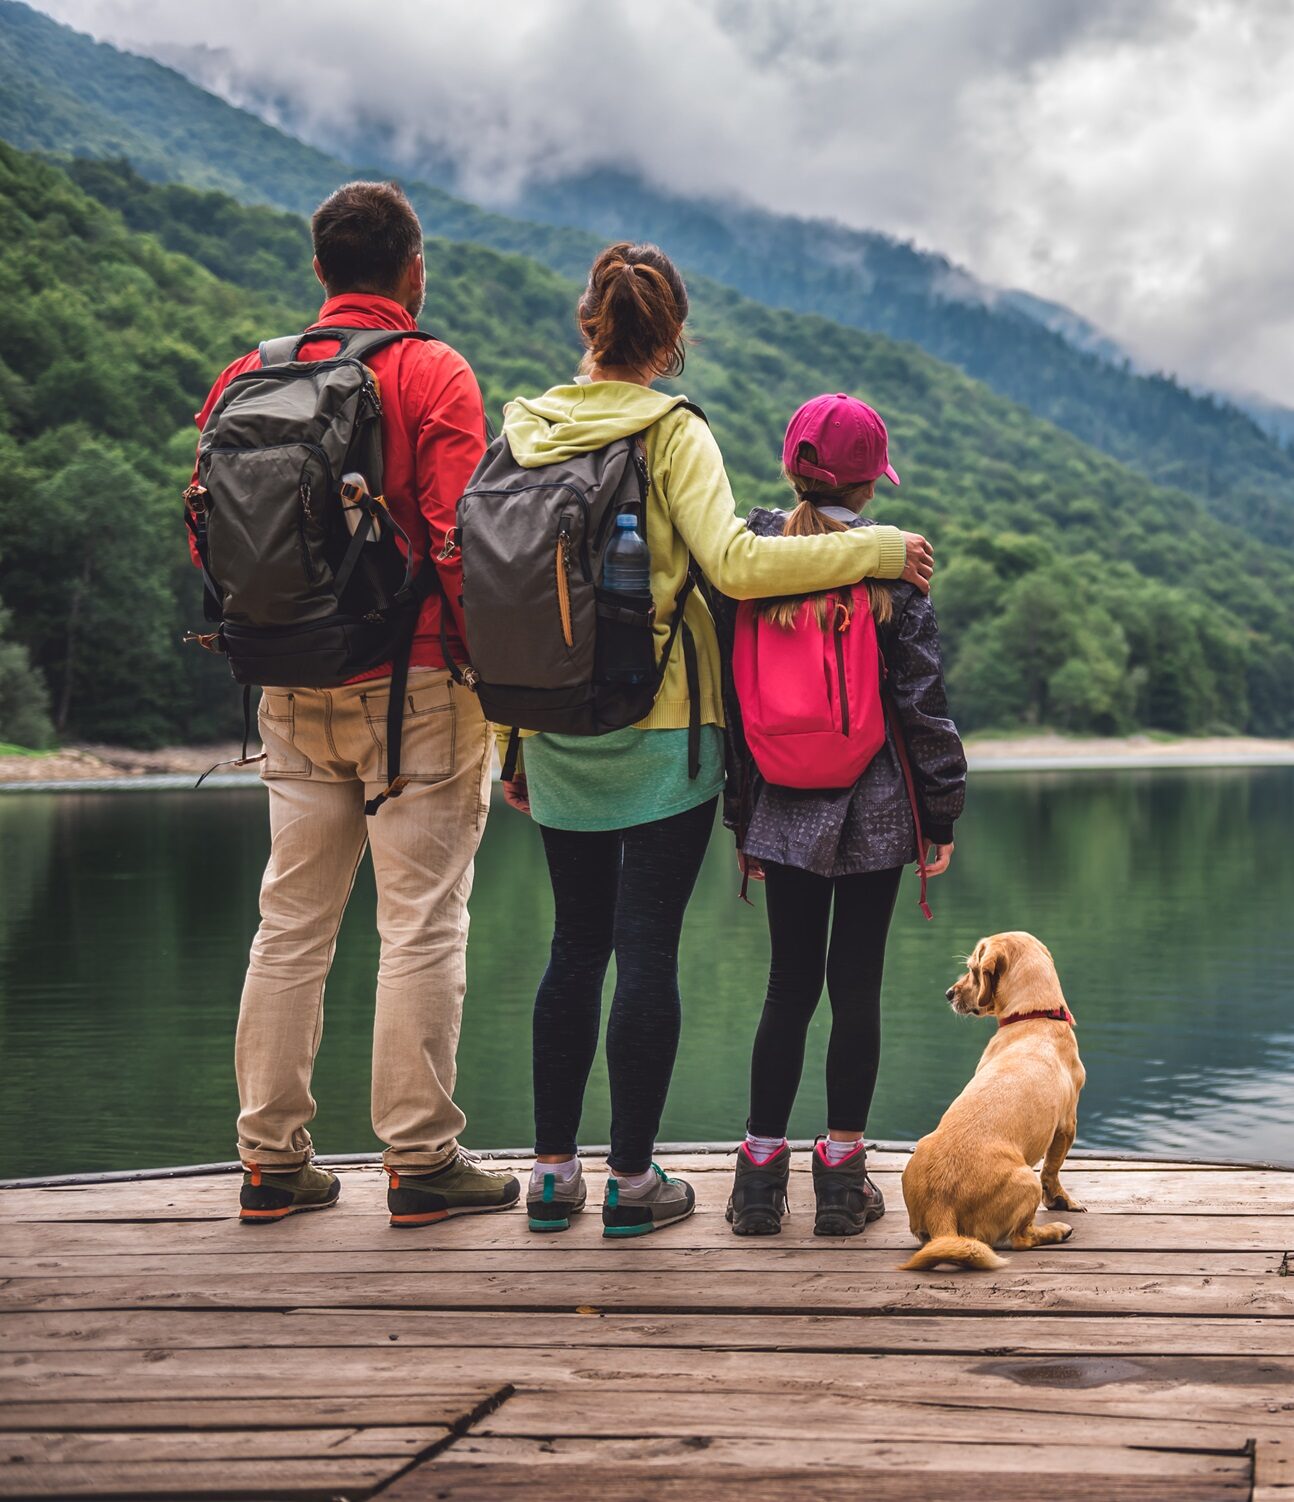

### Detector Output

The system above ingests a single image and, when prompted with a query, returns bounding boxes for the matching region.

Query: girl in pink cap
[719,393,966,1238]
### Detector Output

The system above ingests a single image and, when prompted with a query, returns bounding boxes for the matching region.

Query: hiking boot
[387,1151,521,1228]
[527,1162,588,1232]
[602,1163,696,1238]
[812,1139,885,1237]
[239,1160,340,1224]
[726,1141,791,1235]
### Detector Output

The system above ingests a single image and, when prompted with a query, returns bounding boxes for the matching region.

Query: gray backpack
[454,406,707,780]
[185,326,455,812]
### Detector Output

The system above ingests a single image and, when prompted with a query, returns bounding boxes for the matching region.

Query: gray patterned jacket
[714,506,967,878]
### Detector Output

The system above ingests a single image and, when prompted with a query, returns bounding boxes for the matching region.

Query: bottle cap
[616,514,637,529]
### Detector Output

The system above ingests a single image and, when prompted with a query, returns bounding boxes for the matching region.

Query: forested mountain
[1,143,1291,753]
[501,170,1294,548]
[3,0,1291,552]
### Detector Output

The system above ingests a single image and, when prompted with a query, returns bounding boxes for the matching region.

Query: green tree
[0,596,54,748]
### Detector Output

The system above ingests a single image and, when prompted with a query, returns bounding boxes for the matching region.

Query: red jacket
[192,293,486,677]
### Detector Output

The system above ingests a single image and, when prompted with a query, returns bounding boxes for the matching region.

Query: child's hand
[924,840,954,876]
[503,777,531,815]
[737,851,766,882]
[901,532,935,593]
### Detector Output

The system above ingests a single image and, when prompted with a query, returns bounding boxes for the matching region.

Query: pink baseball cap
[782,393,900,488]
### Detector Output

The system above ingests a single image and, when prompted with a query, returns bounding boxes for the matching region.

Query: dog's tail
[901,1235,1007,1272]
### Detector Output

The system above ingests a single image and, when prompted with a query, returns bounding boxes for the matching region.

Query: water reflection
[0,768,1290,1178]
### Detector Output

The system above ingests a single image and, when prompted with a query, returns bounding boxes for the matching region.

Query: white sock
[823,1137,863,1166]
[744,1132,787,1163]
[612,1166,657,1193]
[530,1156,579,1187]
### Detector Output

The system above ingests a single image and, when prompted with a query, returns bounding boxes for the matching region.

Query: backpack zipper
[298,476,317,582]
[469,482,594,579]
[556,522,575,647]
[204,441,333,491]
[222,355,380,389]
[833,605,851,737]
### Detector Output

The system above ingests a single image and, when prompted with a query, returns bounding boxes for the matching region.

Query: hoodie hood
[503,381,691,468]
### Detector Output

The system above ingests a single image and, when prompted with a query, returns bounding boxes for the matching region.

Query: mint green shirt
[524,725,725,832]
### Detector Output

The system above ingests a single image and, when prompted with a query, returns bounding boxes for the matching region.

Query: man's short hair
[311,181,423,295]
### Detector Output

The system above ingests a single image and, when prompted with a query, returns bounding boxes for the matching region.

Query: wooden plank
[0,1247,1279,1278]
[2,1210,1288,1254]
[0,1426,448,1462]
[3,1164,1289,1220]
[391,1442,1251,1501]
[5,1268,1289,1317]
[425,1434,1251,1476]
[5,1348,1293,1428]
[477,1389,1261,1451]
[396,1464,1248,1502]
[0,1397,484,1432]
[10,1307,1294,1357]
[0,1456,400,1498]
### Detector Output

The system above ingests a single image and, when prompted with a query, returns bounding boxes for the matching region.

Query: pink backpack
[732,584,935,919]
[733,587,885,790]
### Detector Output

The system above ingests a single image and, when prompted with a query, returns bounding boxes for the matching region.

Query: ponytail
[758,471,894,630]
[578,242,689,378]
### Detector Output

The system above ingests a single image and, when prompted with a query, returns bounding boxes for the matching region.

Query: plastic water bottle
[601,514,653,685]
[602,513,651,595]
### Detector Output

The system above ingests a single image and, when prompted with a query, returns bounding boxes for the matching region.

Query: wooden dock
[2,1149,1291,1501]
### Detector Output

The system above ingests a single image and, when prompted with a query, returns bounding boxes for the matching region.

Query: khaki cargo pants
[235,669,492,1171]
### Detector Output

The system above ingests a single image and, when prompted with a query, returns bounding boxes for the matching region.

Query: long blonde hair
[759,470,895,630]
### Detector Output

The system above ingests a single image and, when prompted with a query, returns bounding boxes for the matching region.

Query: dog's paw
[1043,1190,1086,1213]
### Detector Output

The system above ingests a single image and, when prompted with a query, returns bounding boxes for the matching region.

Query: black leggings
[533,797,717,1174]
[748,861,903,1138]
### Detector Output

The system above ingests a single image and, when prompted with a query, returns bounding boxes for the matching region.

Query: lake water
[1,768,1291,1180]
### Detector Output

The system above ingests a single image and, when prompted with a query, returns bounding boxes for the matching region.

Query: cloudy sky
[32,0,1294,406]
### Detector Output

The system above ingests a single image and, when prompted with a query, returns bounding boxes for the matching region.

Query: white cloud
[29,0,1294,404]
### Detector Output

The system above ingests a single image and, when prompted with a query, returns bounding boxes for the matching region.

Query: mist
[29,0,1294,405]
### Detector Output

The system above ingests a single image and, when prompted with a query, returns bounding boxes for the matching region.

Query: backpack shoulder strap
[675,400,709,424]
[256,327,437,367]
[326,327,436,363]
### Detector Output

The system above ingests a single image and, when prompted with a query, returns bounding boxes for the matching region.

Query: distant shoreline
[2,732,1292,790]
[964,733,1294,772]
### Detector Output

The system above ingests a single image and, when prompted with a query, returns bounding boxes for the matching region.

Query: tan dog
[901,932,1086,1271]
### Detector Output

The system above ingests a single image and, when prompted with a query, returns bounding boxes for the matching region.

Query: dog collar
[998,1005,1075,1029]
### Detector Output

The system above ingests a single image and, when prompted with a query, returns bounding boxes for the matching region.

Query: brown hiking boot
[239,1160,340,1223]
[386,1151,520,1227]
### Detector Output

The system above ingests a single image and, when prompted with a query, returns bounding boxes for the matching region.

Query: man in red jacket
[194,182,518,1226]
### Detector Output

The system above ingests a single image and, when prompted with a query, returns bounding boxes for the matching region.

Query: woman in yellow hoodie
[503,243,934,1237]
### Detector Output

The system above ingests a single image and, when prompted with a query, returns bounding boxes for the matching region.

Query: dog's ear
[974,938,1004,1012]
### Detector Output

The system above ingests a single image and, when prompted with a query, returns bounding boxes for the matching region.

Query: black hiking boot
[812,1139,885,1237]
[726,1141,791,1236]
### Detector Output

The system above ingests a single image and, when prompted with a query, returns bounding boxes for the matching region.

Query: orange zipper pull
[556,529,574,647]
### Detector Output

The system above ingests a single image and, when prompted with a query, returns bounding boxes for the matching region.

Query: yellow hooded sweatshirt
[500,381,908,746]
